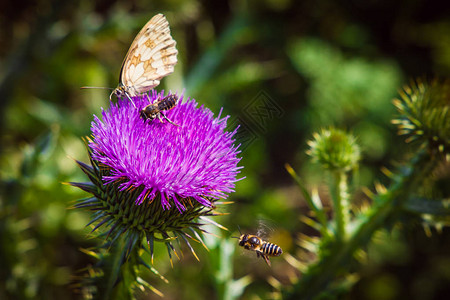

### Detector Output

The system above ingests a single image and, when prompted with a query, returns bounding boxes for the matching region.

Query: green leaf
[403,197,450,216]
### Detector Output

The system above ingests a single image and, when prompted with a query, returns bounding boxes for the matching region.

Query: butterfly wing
[119,14,178,96]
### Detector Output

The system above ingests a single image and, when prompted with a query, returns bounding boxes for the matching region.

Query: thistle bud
[307,128,361,172]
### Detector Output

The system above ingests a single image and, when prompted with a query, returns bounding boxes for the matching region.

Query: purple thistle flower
[90,90,242,212]
[70,89,242,287]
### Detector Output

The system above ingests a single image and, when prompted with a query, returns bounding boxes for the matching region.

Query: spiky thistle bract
[392,78,450,154]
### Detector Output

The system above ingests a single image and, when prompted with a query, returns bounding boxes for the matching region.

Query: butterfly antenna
[122,92,137,109]
[80,86,114,90]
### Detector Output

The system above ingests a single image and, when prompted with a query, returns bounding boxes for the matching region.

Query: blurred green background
[1,0,449,299]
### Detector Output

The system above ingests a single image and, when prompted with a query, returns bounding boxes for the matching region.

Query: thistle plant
[69,90,242,298]
[307,128,361,241]
[392,78,450,154]
[281,79,449,299]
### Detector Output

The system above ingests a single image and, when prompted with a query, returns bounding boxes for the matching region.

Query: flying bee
[140,94,179,126]
[234,229,283,266]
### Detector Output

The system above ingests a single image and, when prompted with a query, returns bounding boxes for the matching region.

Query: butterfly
[113,14,178,105]
[83,14,178,108]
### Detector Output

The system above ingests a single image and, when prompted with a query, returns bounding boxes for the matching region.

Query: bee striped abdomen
[157,94,178,111]
[261,242,282,257]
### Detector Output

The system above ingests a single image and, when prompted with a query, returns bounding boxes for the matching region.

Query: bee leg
[262,254,271,266]
[147,94,160,104]
[257,251,271,266]
[160,112,180,127]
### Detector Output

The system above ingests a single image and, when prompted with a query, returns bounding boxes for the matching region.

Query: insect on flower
[82,14,178,122]
[140,94,179,126]
[234,227,283,266]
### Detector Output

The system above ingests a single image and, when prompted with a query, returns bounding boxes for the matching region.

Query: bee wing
[256,220,274,238]
[119,14,178,96]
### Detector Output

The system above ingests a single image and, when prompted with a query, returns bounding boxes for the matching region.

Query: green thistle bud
[307,128,361,172]
[392,78,450,153]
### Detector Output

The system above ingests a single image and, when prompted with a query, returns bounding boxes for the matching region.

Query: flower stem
[101,236,132,300]
[331,170,350,241]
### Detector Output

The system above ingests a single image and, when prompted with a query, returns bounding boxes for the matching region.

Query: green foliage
[0,128,89,299]
[289,38,402,128]
[203,226,252,300]
[282,79,449,299]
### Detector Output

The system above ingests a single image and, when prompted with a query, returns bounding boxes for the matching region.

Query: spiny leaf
[136,277,164,297]
[403,197,450,216]
[199,216,228,231]
[179,233,200,261]
[68,181,97,194]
